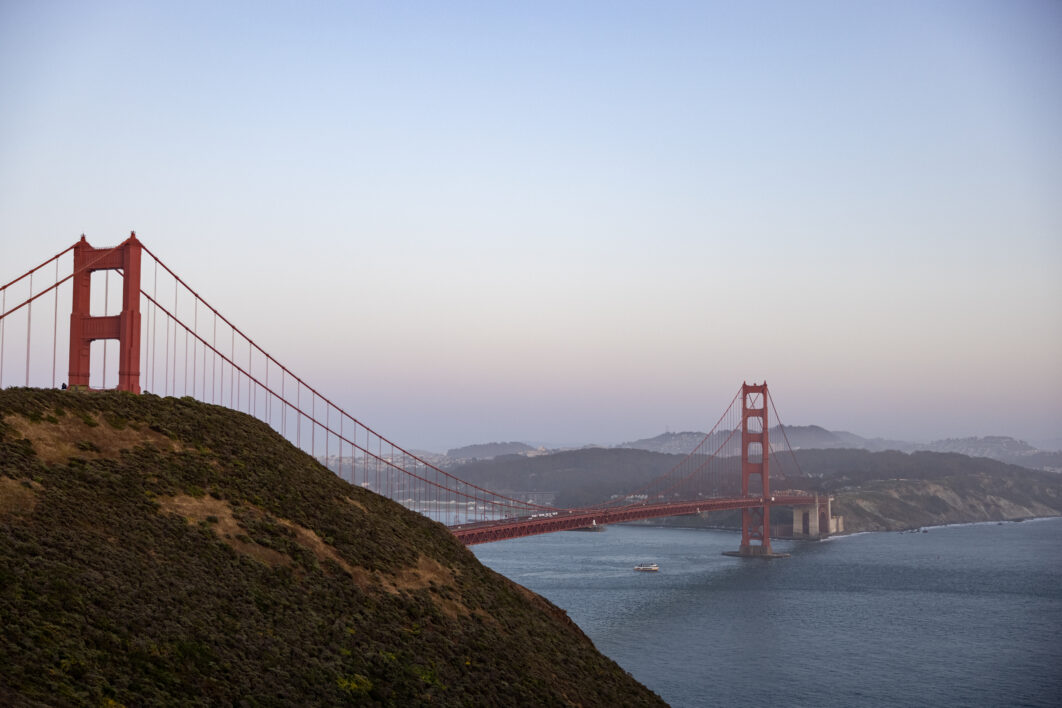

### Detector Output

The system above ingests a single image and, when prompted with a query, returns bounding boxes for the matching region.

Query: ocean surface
[472,518,1062,707]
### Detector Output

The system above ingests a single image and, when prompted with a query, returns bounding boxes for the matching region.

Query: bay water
[472,517,1062,707]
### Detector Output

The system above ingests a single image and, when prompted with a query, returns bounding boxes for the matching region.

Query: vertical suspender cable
[151,260,157,392]
[104,270,110,389]
[25,272,32,387]
[172,280,177,396]
[140,293,147,391]
[1,288,6,387]
[192,300,197,399]
[183,294,188,396]
[164,276,170,395]
[212,312,217,404]
[202,306,208,400]
[151,261,158,393]
[52,259,58,388]
[231,328,235,410]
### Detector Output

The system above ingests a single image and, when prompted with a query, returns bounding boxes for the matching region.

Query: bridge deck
[450,495,816,544]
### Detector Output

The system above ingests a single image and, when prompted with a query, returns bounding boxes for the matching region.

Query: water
[472,518,1062,707]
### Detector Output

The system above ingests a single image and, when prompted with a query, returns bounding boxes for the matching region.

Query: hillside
[619,427,1062,473]
[448,446,1062,534]
[445,441,536,461]
[0,389,664,707]
[832,477,1062,532]
[784,448,1062,531]
[619,425,850,454]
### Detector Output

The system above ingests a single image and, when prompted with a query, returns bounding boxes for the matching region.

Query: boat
[633,563,659,572]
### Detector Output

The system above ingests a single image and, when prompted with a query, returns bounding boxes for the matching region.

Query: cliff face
[833,475,1062,533]
[0,389,663,707]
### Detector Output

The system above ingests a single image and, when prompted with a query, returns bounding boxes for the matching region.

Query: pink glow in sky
[1,1,1060,451]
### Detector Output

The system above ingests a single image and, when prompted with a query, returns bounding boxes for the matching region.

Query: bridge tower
[68,233,142,392]
[724,381,788,558]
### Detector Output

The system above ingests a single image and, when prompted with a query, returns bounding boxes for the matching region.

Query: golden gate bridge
[1,233,830,557]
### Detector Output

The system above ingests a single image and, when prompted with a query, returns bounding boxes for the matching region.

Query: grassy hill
[0,388,664,707]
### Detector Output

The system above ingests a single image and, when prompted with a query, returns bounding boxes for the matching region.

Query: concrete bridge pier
[791,496,843,539]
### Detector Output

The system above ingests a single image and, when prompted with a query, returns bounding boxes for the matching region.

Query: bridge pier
[723,544,789,558]
[790,496,843,539]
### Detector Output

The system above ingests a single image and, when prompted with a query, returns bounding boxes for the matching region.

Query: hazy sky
[2,1,1060,451]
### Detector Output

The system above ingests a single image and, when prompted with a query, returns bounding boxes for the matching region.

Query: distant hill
[787,448,1062,531]
[620,425,852,454]
[0,389,663,706]
[618,431,709,455]
[445,441,536,460]
[1033,437,1062,453]
[449,445,1062,533]
[831,434,1062,473]
[620,428,1062,473]
[449,448,685,508]
[917,437,1062,471]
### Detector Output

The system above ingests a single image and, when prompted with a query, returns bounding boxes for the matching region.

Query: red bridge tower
[724,381,789,558]
[68,233,142,392]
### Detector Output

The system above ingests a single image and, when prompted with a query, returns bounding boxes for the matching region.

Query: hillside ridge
[0,388,663,706]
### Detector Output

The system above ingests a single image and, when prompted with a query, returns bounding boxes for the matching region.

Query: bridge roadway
[450,494,816,545]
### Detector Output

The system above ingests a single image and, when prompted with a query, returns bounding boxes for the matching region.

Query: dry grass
[157,494,382,587]
[157,494,468,614]
[159,494,472,615]
[0,477,40,517]
[391,554,455,591]
[388,554,468,618]
[158,494,290,569]
[4,411,177,464]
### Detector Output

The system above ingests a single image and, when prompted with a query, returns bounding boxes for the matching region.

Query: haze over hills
[435,424,1062,533]
[442,425,1062,474]
[445,441,539,461]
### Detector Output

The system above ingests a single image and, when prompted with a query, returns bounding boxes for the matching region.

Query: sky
[1,1,1060,452]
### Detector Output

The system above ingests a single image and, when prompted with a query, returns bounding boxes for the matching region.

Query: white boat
[634,563,659,572]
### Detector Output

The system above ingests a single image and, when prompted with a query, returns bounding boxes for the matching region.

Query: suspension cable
[768,391,805,478]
